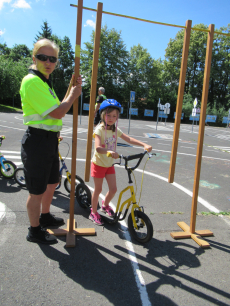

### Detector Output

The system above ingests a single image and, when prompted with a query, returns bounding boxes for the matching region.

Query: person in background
[94,87,106,127]
[20,38,82,244]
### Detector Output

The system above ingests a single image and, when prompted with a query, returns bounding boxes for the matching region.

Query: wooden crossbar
[70,4,230,36]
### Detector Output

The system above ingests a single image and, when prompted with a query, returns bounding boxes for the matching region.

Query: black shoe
[39,213,65,228]
[26,227,58,245]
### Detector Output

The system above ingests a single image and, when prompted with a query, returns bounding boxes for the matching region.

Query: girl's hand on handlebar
[144,144,152,153]
[107,151,119,159]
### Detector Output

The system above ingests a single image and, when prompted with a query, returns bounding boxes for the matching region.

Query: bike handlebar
[107,150,155,172]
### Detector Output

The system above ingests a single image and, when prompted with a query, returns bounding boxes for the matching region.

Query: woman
[20,38,82,244]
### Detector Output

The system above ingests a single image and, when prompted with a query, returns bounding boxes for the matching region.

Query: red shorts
[91,162,115,178]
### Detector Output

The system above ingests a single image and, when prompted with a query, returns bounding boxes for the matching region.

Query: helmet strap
[115,117,118,151]
[105,109,108,148]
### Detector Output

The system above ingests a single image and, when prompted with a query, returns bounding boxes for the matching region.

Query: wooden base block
[170,231,191,239]
[170,221,214,249]
[46,219,96,247]
[74,228,96,235]
[177,221,190,232]
[191,233,210,248]
[66,231,76,247]
[47,228,68,236]
[196,229,213,237]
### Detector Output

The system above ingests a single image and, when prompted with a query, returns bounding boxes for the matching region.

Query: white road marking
[0,202,16,247]
[0,124,25,131]
[86,186,151,306]
[180,146,195,149]
[210,146,230,153]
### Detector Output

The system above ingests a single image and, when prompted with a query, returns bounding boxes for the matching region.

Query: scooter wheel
[128,210,153,244]
[75,183,92,209]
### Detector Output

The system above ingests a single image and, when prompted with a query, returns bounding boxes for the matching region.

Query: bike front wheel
[14,167,26,187]
[75,183,91,209]
[128,210,153,244]
[0,160,16,179]
[64,175,84,193]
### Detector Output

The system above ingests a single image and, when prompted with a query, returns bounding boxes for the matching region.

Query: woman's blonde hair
[30,38,59,69]
[100,107,120,132]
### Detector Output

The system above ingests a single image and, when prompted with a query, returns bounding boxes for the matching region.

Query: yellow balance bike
[76,151,154,243]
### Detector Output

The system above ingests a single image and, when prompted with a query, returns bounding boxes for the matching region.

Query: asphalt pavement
[0,111,230,306]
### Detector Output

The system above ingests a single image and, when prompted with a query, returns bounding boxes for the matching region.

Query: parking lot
[1,111,230,306]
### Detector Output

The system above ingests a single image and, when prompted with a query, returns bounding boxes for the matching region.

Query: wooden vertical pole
[69,0,83,233]
[47,0,96,247]
[190,24,215,233]
[168,20,192,183]
[84,2,103,182]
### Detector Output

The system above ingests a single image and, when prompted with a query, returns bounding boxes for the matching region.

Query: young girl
[90,99,152,225]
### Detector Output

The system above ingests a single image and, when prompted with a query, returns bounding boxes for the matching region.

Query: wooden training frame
[47,0,95,247]
[170,24,215,248]
[70,2,229,248]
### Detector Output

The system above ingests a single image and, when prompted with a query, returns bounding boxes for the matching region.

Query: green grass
[161,211,184,215]
[0,104,22,113]
[198,211,230,216]
[206,144,230,154]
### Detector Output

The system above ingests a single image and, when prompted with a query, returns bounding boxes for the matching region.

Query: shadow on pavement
[115,239,230,305]
[0,177,21,194]
[39,238,178,306]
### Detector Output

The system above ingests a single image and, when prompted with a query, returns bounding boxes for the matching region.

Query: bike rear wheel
[128,210,153,243]
[75,183,92,209]
[64,175,84,193]
[0,160,16,179]
[14,167,26,187]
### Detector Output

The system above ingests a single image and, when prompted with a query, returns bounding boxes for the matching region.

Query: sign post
[128,91,135,134]
[80,92,83,124]
[192,98,198,132]
[164,103,170,126]
[156,98,160,130]
[227,109,230,128]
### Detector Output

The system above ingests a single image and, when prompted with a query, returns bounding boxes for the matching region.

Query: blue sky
[0,0,229,60]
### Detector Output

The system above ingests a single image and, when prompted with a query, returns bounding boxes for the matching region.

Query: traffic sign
[193,98,198,108]
[130,91,135,103]
[192,108,196,116]
[165,103,170,108]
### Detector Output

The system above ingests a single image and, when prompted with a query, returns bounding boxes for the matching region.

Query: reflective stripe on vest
[23,114,62,132]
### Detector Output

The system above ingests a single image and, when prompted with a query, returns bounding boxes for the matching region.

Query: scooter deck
[96,208,115,223]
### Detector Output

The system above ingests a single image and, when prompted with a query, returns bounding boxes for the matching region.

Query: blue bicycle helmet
[99,99,121,114]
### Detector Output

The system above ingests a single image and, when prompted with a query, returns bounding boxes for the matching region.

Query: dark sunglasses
[35,54,57,63]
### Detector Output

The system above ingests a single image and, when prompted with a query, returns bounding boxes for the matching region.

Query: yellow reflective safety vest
[20,69,62,132]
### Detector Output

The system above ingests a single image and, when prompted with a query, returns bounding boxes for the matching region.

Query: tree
[9,44,32,62]
[81,25,129,103]
[0,55,30,106]
[0,43,10,56]
[163,23,230,116]
[51,36,75,99]
[125,44,164,116]
[210,25,230,109]
[34,20,52,42]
